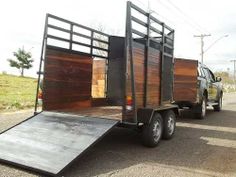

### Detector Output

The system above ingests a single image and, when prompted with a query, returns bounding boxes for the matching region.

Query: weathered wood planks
[133,44,145,108]
[43,48,93,110]
[126,42,161,111]
[173,58,198,102]
[146,47,161,107]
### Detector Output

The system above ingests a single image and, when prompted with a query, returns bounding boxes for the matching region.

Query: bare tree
[92,22,121,57]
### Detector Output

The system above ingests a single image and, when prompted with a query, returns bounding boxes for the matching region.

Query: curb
[0,109,34,115]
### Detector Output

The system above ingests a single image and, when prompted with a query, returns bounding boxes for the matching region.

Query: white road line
[177,122,236,134]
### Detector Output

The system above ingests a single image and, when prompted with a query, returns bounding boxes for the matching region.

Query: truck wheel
[162,110,176,140]
[213,94,222,112]
[195,96,207,119]
[141,113,163,147]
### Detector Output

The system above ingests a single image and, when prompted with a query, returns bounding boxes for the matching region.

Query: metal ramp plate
[0,111,118,176]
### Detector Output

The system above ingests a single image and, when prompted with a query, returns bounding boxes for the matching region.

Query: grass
[0,73,37,112]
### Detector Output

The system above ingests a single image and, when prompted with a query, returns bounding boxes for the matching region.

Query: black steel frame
[34,14,111,113]
[125,1,175,122]
[35,2,175,120]
[46,14,110,59]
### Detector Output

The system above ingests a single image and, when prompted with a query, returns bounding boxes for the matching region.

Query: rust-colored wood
[91,98,109,106]
[43,48,93,110]
[173,58,198,102]
[125,43,161,115]
[44,100,92,110]
[146,47,161,108]
[133,45,145,108]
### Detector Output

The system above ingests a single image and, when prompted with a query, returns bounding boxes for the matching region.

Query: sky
[0,0,235,77]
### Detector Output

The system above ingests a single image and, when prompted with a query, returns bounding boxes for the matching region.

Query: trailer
[0,2,178,176]
[173,58,223,118]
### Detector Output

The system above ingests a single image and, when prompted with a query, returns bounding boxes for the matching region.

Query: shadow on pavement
[61,108,236,177]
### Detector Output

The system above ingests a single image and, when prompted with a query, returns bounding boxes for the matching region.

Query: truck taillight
[126,96,133,110]
[38,91,43,100]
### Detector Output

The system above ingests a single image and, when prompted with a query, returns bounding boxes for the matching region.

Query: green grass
[0,74,37,111]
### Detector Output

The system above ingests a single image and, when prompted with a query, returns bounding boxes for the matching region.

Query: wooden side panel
[173,58,198,102]
[43,48,93,110]
[133,45,145,108]
[126,43,161,109]
[146,48,161,107]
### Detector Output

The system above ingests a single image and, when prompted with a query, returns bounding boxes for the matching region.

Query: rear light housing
[126,96,133,111]
[37,90,43,105]
[38,90,43,100]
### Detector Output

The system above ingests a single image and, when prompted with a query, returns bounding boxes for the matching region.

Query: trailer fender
[137,107,179,124]
[157,107,179,119]
[137,108,154,124]
[170,107,180,117]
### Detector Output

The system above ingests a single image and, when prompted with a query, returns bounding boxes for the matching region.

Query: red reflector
[126,96,132,105]
[38,91,43,99]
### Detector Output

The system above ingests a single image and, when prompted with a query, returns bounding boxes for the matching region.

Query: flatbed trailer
[0,2,178,176]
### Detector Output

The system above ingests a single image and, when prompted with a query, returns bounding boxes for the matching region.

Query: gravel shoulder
[0,93,235,177]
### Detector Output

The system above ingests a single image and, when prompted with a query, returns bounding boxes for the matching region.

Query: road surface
[0,93,235,177]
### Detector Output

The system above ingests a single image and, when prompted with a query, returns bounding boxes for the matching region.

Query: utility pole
[230,59,236,88]
[194,34,211,63]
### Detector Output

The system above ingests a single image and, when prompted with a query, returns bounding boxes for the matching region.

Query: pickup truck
[173,58,223,119]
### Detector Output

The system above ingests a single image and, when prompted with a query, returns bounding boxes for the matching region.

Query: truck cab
[197,62,223,117]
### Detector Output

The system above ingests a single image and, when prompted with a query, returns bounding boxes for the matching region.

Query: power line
[132,0,209,35]
[153,0,202,33]
[150,11,176,27]
[165,0,210,34]
[151,0,199,33]
[155,0,210,34]
[131,0,177,29]
[131,0,149,11]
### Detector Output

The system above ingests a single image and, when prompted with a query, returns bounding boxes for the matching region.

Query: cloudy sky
[0,0,235,77]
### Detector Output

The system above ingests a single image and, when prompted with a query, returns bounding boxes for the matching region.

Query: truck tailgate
[0,111,118,176]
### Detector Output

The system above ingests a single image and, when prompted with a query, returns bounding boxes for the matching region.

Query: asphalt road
[0,93,236,177]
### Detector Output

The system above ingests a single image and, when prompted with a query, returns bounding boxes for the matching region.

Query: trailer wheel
[162,110,176,140]
[213,94,222,112]
[194,95,207,119]
[141,113,163,147]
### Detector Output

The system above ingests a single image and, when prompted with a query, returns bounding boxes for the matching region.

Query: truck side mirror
[216,76,222,82]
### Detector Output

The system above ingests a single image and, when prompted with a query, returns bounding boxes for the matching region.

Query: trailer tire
[162,110,176,140]
[213,94,222,112]
[194,95,207,119]
[141,113,163,147]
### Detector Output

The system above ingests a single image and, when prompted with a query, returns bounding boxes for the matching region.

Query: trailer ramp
[0,111,118,176]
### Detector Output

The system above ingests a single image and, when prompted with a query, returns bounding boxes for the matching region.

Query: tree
[92,23,121,57]
[8,48,33,77]
[214,71,233,84]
